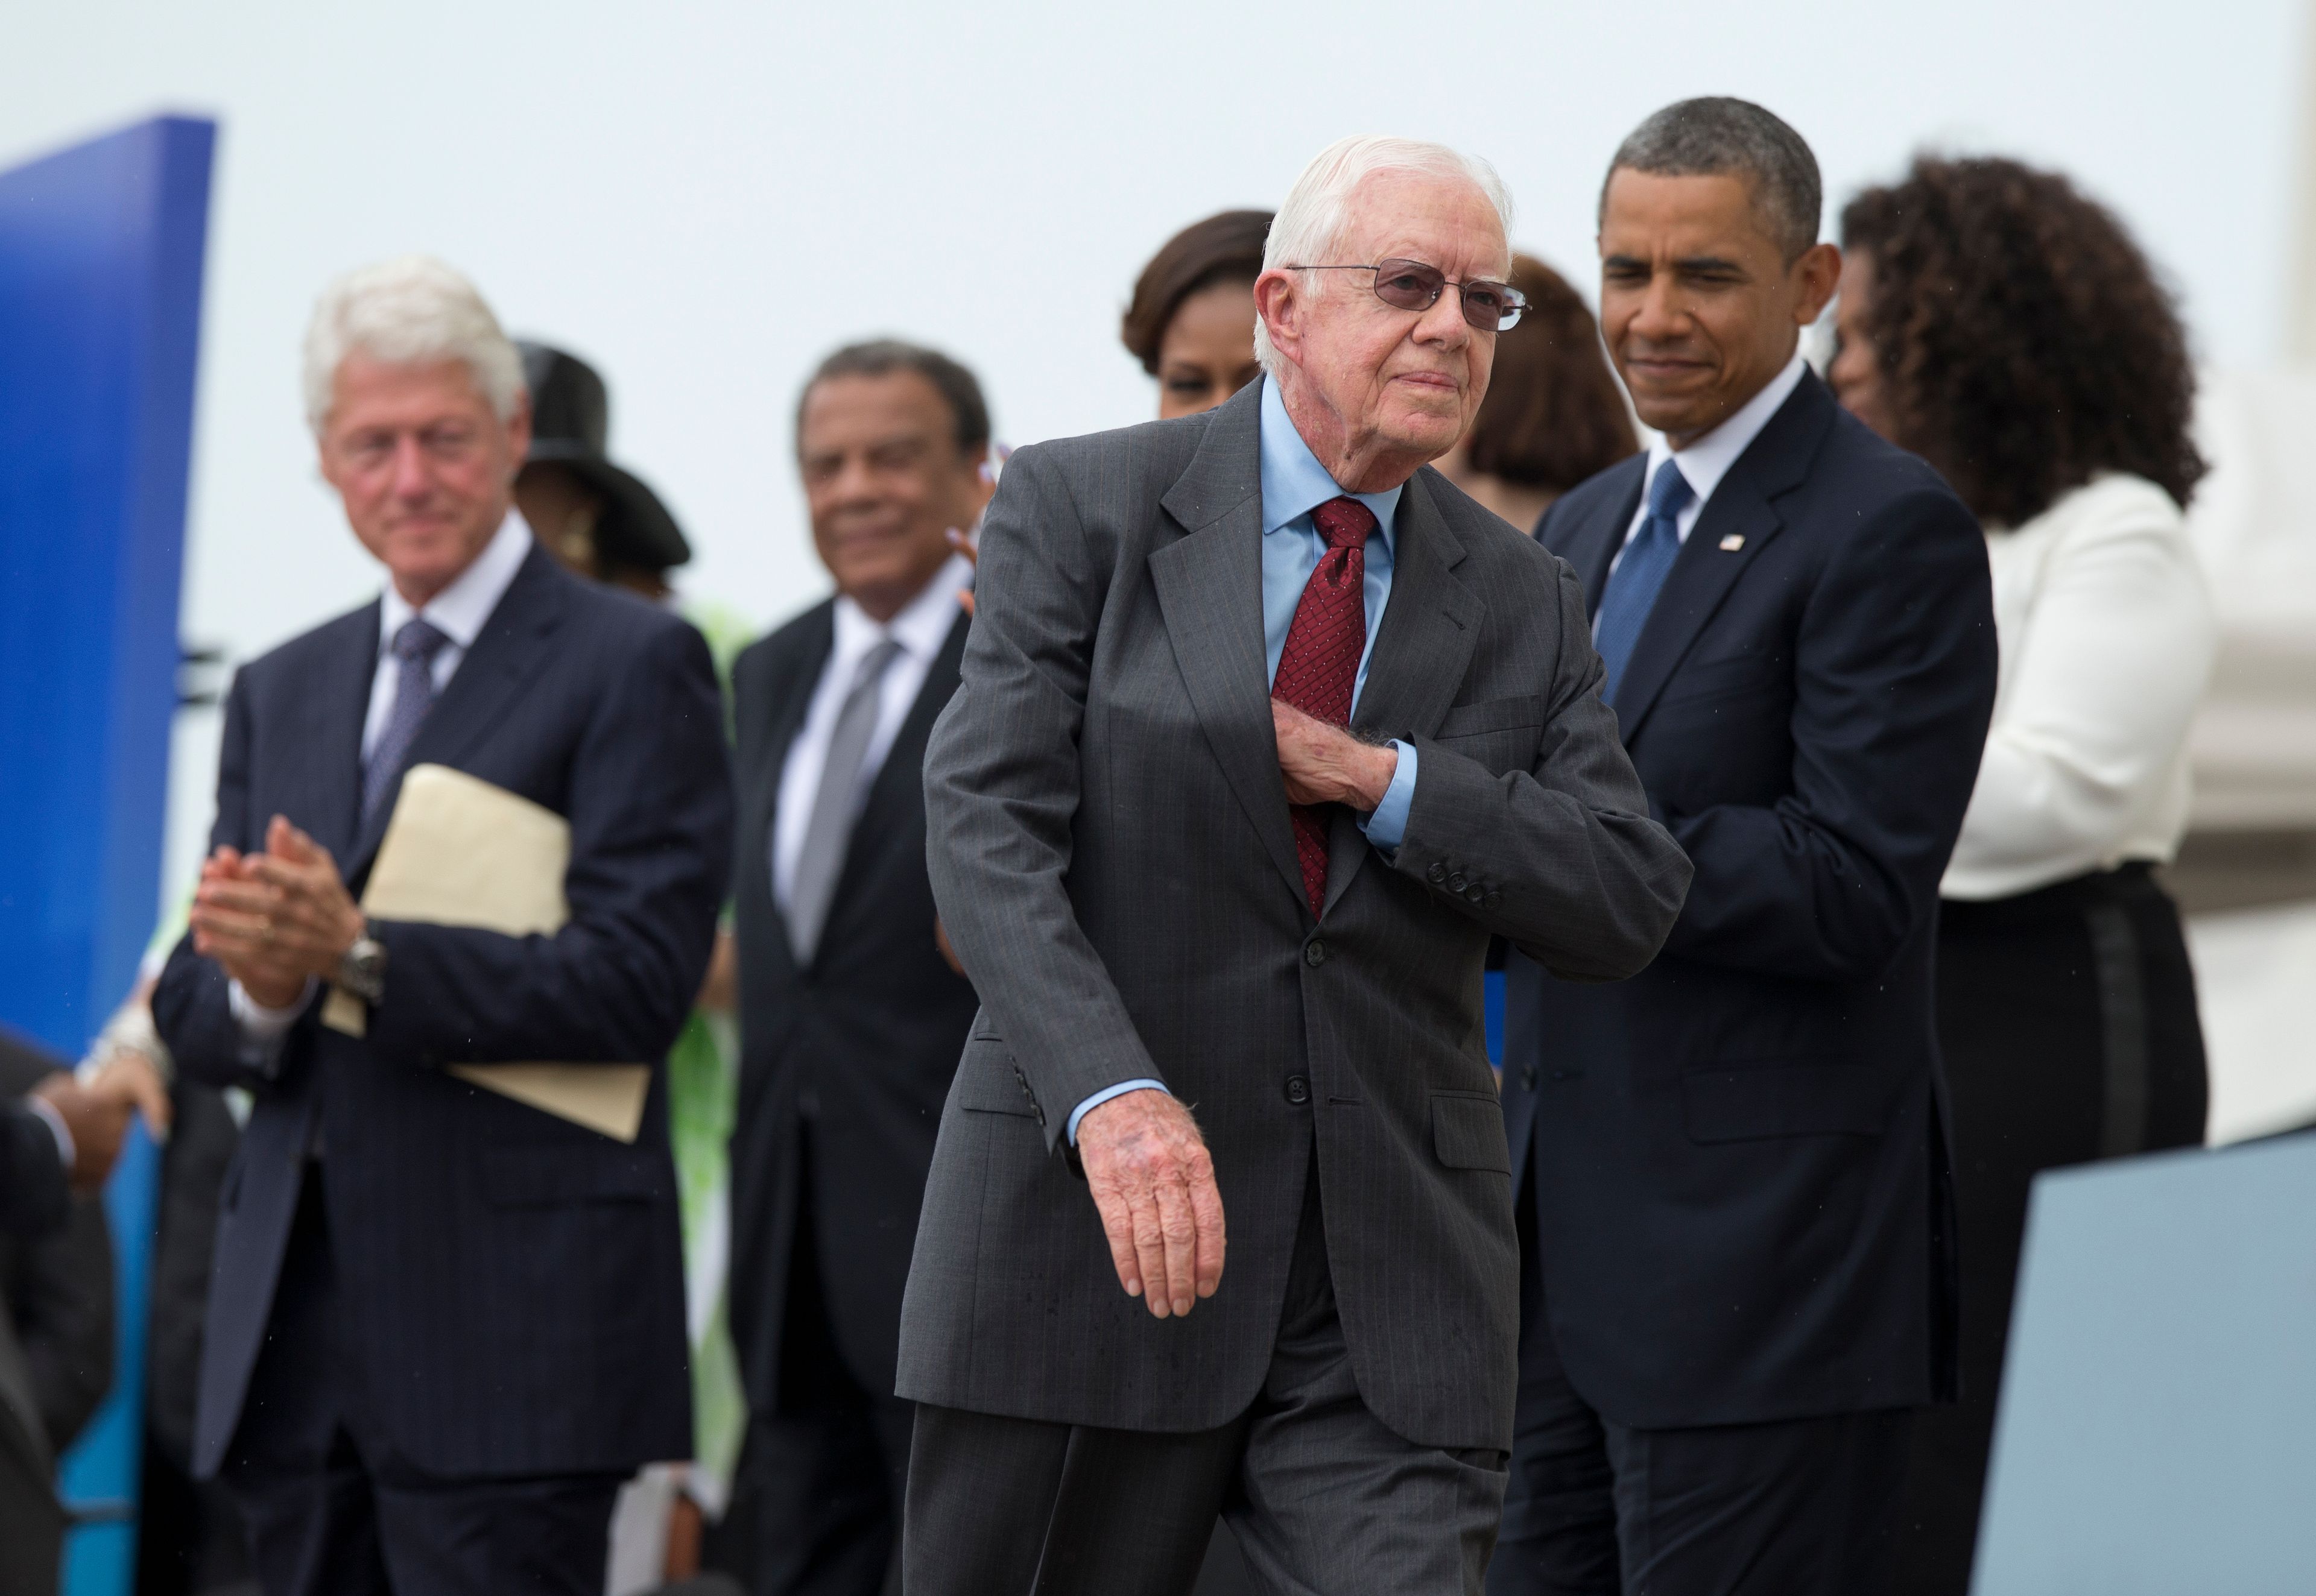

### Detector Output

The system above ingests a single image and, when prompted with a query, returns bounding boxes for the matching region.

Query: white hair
[1254,136,1514,377]
[302,254,525,434]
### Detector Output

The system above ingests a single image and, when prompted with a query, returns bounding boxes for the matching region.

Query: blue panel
[0,114,215,1595]
[1973,1135,2316,1594]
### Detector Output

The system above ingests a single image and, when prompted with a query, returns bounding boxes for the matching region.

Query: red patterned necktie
[1271,495,1375,918]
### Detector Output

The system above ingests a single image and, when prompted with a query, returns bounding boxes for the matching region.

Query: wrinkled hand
[1077,1088,1226,1319]
[1271,698,1397,810]
[34,1073,136,1191]
[189,815,364,1007]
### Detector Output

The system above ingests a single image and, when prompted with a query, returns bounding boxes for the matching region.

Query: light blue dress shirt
[1069,380,1421,1143]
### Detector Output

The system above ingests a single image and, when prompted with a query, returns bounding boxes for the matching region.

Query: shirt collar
[377,509,535,657]
[831,549,972,666]
[1648,349,1810,508]
[1258,377,1402,547]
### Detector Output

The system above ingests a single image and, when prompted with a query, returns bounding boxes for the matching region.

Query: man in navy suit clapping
[154,256,732,1596]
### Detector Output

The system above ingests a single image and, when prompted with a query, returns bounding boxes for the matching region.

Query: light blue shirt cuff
[1068,1079,1170,1144]
[1355,740,1418,854]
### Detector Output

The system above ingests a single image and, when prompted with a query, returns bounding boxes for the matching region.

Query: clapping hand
[189,815,365,1009]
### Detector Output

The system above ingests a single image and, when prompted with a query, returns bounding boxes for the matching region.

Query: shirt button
[1427,862,1447,884]
[1448,874,1469,894]
[1285,1075,1311,1106]
[1304,939,1328,968]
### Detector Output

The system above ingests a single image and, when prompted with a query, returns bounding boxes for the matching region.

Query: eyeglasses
[1287,259,1528,332]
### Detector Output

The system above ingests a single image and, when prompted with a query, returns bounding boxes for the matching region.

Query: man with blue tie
[1492,100,1999,1596]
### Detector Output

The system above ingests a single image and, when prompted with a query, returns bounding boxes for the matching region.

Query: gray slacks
[902,1159,1508,1595]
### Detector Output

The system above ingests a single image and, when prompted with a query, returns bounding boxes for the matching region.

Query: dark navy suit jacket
[727,602,979,1413]
[1502,372,1996,1430]
[153,544,733,1480]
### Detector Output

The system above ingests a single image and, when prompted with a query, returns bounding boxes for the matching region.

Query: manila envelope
[320,763,650,1142]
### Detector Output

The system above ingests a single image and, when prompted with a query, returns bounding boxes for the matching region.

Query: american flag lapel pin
[1718,534,1745,552]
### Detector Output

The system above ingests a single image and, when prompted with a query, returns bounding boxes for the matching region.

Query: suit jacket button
[1522,1064,1538,1090]
[1284,1075,1311,1106]
[1303,939,1328,968]
[1485,891,1502,908]
[1427,862,1447,884]
[1464,883,1484,904]
[1448,873,1468,894]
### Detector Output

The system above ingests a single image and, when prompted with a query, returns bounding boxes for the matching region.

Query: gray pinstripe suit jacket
[897,381,1689,1452]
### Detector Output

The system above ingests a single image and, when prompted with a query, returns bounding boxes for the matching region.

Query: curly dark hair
[1840,156,2204,527]
[1463,254,1637,491]
[1120,210,1273,375]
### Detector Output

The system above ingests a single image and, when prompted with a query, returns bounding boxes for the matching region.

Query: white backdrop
[1,0,2303,897]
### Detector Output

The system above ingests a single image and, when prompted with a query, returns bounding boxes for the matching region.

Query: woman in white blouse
[1832,156,2215,1596]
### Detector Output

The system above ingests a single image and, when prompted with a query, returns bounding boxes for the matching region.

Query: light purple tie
[362,617,451,823]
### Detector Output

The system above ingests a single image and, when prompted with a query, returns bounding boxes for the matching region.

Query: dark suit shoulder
[733,598,835,705]
[1410,466,1563,586]
[1010,402,1218,503]
[234,597,378,687]
[1803,403,1967,516]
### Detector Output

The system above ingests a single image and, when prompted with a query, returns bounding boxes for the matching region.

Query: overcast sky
[3,0,2305,895]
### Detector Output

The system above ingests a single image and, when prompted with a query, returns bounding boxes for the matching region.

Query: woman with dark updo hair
[1832,155,2216,1594]
[1121,209,1271,418]
[1434,252,1636,531]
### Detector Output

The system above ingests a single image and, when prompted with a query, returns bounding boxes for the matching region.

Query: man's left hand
[1271,698,1396,810]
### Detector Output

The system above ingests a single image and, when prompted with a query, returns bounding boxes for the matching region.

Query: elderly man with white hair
[899,136,1689,1594]
[152,256,733,1596]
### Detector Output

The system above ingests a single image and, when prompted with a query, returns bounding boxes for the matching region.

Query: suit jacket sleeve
[1388,558,1692,981]
[1657,486,1997,980]
[153,669,273,1095]
[0,1102,68,1241]
[361,618,735,1066]
[923,447,1161,1149]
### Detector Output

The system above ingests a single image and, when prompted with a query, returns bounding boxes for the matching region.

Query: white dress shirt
[1941,473,2216,900]
[1609,350,1810,580]
[771,552,973,913]
[230,511,537,1054]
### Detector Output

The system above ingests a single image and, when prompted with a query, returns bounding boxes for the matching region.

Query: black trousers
[733,1158,915,1596]
[902,1158,1508,1596]
[1490,1174,1913,1596]
[1893,864,2208,1595]
[221,1174,622,1596]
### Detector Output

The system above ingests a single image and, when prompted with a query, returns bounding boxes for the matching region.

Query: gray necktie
[786,638,903,964]
[363,617,452,823]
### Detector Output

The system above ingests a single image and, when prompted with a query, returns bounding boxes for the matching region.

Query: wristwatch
[337,923,389,1005]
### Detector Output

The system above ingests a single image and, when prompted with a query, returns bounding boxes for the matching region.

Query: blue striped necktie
[1593,458,1694,702]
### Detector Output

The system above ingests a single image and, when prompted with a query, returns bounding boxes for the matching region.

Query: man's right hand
[1076,1088,1226,1319]
[32,1073,140,1191]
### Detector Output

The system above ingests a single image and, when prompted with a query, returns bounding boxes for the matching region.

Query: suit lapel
[1610,375,1834,742]
[296,605,378,862]
[741,605,834,978]
[1562,459,1645,617]
[1324,468,1481,914]
[841,608,969,901]
[1150,386,1307,911]
[348,546,567,877]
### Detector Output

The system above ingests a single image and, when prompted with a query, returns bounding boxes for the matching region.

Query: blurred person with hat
[152,256,733,1596]
[514,339,754,1589]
